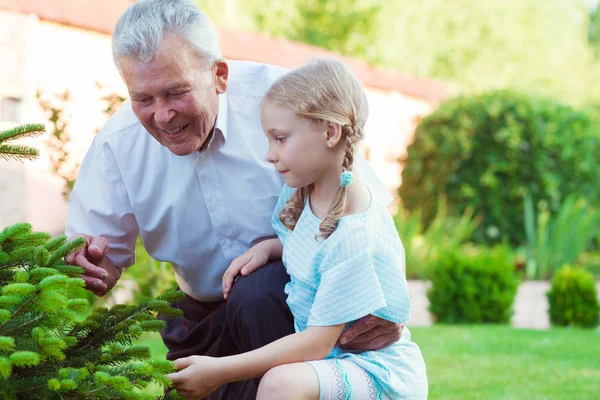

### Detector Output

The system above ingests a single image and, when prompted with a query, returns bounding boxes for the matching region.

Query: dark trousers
[158,261,295,400]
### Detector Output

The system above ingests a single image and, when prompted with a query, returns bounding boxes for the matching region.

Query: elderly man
[65,0,403,398]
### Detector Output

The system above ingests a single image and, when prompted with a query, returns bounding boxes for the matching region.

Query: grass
[136,325,600,399]
[411,325,600,400]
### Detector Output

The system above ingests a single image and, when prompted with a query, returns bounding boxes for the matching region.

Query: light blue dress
[272,184,428,399]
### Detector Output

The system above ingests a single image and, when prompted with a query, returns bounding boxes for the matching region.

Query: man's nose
[154,99,175,125]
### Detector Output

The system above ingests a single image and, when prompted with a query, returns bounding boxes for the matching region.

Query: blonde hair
[264,59,368,239]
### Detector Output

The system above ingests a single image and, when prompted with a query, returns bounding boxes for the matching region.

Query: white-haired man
[65,1,403,398]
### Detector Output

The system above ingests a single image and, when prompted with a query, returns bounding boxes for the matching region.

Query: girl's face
[260,102,335,188]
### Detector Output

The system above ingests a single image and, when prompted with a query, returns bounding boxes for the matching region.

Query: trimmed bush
[547,266,599,328]
[400,90,600,245]
[427,246,518,323]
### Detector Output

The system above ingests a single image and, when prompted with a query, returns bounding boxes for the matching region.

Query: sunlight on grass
[135,326,600,399]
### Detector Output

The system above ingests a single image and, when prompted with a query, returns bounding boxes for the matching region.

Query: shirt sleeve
[307,249,387,327]
[65,138,139,268]
[270,184,295,246]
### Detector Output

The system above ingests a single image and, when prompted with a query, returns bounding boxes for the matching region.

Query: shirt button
[223,239,232,247]
[211,198,218,205]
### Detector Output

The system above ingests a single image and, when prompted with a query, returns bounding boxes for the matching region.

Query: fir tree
[0,124,44,161]
[0,125,184,399]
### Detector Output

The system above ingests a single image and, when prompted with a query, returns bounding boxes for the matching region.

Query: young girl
[167,59,428,399]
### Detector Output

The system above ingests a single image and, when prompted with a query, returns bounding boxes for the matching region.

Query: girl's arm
[222,238,283,298]
[167,324,345,397]
[219,323,345,382]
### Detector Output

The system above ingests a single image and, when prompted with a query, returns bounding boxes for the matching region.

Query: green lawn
[412,325,600,400]
[137,325,600,399]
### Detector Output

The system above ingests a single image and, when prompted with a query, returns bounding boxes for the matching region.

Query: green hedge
[427,246,518,323]
[547,266,599,328]
[400,90,600,245]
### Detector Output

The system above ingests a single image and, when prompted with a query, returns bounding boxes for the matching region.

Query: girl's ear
[325,122,343,148]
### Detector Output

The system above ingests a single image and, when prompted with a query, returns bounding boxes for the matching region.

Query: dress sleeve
[270,184,295,246]
[307,249,387,327]
[65,138,139,268]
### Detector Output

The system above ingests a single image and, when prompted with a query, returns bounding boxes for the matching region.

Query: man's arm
[338,315,403,351]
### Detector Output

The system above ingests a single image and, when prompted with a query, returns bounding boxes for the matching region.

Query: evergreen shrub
[400,90,600,245]
[427,246,518,323]
[547,266,599,328]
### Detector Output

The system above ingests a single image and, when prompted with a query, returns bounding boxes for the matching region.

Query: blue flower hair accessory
[340,170,354,188]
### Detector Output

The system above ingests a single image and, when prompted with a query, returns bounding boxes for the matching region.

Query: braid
[317,123,361,240]
[279,185,312,231]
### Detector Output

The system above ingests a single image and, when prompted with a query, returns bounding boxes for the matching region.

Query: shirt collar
[214,91,228,141]
[198,91,228,154]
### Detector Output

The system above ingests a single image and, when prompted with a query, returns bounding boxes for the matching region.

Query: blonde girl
[167,59,428,400]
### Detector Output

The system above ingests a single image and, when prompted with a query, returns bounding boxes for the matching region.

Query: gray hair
[112,0,222,72]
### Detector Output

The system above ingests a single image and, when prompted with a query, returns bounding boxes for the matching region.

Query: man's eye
[168,91,186,98]
[276,136,286,142]
[134,98,151,105]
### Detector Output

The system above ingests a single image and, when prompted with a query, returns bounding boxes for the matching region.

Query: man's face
[120,33,228,156]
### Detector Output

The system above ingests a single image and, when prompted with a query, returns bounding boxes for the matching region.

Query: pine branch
[0,123,45,144]
[0,144,40,162]
[0,292,40,333]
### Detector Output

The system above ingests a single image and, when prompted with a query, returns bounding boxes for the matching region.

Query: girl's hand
[166,356,224,399]
[222,244,270,299]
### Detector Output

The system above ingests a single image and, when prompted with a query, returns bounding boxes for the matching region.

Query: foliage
[99,238,177,308]
[199,0,600,105]
[0,126,183,399]
[590,3,600,58]
[523,194,600,279]
[394,198,480,279]
[0,223,185,399]
[37,85,126,199]
[0,124,45,162]
[36,90,78,199]
[250,0,381,62]
[400,90,600,246]
[375,0,600,105]
[547,265,599,328]
[427,246,518,324]
[579,251,600,279]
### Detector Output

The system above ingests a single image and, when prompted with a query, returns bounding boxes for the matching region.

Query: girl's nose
[266,147,278,164]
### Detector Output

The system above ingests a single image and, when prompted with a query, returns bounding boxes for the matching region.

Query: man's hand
[64,234,121,296]
[338,315,403,351]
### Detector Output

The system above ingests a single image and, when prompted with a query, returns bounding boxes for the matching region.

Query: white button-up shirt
[67,60,288,301]
[66,60,392,302]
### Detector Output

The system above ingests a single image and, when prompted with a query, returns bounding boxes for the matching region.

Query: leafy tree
[590,2,600,57]
[197,0,381,61]
[375,0,600,105]
[199,0,600,105]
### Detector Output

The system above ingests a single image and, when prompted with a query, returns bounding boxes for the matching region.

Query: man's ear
[213,59,229,94]
[325,121,343,148]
